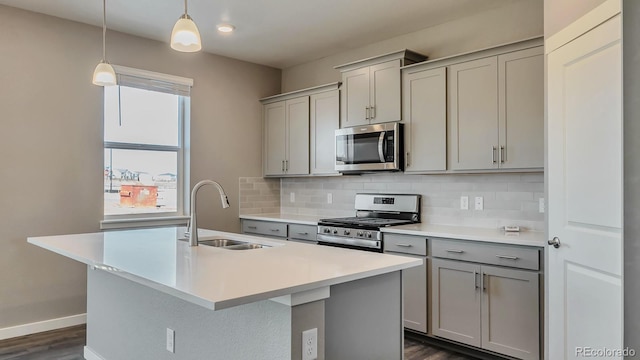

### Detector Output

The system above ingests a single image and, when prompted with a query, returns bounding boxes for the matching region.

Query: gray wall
[281,0,543,92]
[0,5,280,329]
[544,0,607,37]
[623,0,640,356]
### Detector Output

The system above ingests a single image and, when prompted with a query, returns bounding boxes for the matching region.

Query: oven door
[335,122,402,172]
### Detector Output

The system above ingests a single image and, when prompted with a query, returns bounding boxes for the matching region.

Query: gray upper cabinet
[263,97,310,176]
[263,101,288,176]
[261,83,340,177]
[402,67,447,172]
[336,50,427,128]
[498,47,544,169]
[310,89,340,175]
[449,57,500,171]
[448,46,543,171]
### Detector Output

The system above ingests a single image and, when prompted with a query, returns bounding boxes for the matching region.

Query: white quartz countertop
[28,227,420,311]
[239,213,322,226]
[381,223,546,247]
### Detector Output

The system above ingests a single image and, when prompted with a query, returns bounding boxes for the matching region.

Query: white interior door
[546,3,623,359]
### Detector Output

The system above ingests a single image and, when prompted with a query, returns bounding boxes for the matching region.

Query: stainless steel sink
[198,239,246,247]
[223,243,270,250]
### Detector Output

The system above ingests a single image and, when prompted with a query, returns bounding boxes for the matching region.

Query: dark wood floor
[0,325,477,360]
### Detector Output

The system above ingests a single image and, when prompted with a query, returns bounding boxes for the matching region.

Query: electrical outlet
[475,196,483,210]
[539,198,545,213]
[166,328,175,353]
[302,328,318,360]
[290,192,295,203]
[327,193,333,204]
[460,196,469,210]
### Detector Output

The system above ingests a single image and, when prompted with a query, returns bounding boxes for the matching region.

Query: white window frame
[100,66,193,230]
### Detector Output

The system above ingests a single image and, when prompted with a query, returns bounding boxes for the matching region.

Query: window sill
[100,216,189,230]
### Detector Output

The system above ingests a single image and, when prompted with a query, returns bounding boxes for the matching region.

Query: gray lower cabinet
[384,234,428,333]
[241,219,318,243]
[431,238,541,360]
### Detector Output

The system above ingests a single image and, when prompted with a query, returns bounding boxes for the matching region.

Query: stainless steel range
[317,193,421,252]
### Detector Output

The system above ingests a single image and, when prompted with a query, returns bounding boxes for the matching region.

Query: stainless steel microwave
[335,122,403,173]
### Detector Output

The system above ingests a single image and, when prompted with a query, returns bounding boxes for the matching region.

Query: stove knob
[332,229,338,235]
[323,228,331,234]
[366,232,372,238]
[357,231,364,237]
[343,229,351,236]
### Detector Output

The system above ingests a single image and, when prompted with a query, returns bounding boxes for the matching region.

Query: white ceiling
[0,0,524,68]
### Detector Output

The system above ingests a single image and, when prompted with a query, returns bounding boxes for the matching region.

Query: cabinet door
[263,101,286,176]
[431,259,482,347]
[370,60,402,124]
[481,265,539,360]
[310,90,339,175]
[402,67,447,172]
[449,57,499,170]
[341,67,370,127]
[498,47,544,169]
[285,97,310,175]
[401,254,428,333]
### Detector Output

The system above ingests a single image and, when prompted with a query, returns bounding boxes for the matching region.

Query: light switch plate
[475,196,483,210]
[166,328,175,353]
[290,192,295,203]
[327,193,333,204]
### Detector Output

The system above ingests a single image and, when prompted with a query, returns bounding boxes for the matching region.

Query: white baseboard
[84,346,105,360]
[0,313,86,341]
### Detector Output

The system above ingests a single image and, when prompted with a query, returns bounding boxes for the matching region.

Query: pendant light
[171,0,202,52]
[92,0,117,86]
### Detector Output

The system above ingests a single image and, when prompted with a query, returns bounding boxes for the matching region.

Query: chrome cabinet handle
[270,229,280,232]
[396,244,413,247]
[492,146,497,163]
[297,232,309,235]
[482,273,487,291]
[495,254,519,260]
[500,146,505,163]
[247,226,257,229]
[406,152,410,167]
[281,160,285,172]
[548,237,561,248]
[285,160,288,172]
[446,249,464,254]
[474,271,479,289]
[370,106,376,119]
[365,106,370,120]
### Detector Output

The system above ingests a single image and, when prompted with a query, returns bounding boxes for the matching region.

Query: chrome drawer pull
[247,226,257,229]
[446,249,464,254]
[396,244,413,247]
[297,232,309,235]
[270,229,280,232]
[495,254,519,260]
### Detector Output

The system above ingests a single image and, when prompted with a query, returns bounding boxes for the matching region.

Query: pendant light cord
[184,0,188,15]
[102,0,107,61]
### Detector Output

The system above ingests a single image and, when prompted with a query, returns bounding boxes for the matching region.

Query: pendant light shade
[171,0,201,52]
[93,61,117,86]
[93,0,116,86]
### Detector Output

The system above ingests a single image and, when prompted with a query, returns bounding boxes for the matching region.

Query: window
[103,66,192,225]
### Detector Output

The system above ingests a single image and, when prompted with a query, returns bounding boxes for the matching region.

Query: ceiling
[0,0,525,69]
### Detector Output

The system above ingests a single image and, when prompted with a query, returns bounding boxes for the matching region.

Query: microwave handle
[378,131,386,162]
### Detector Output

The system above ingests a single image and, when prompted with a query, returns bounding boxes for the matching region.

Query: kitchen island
[28,227,421,360]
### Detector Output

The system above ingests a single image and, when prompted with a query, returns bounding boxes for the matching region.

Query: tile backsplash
[279,173,545,231]
[238,177,280,215]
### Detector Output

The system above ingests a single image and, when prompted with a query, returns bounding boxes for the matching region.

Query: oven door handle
[378,131,386,162]
[317,234,381,250]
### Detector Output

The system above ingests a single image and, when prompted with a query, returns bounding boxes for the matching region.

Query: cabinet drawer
[431,238,539,270]
[242,220,287,238]
[384,234,427,256]
[289,224,317,242]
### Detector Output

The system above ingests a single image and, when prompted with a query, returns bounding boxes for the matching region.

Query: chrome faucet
[187,180,230,246]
